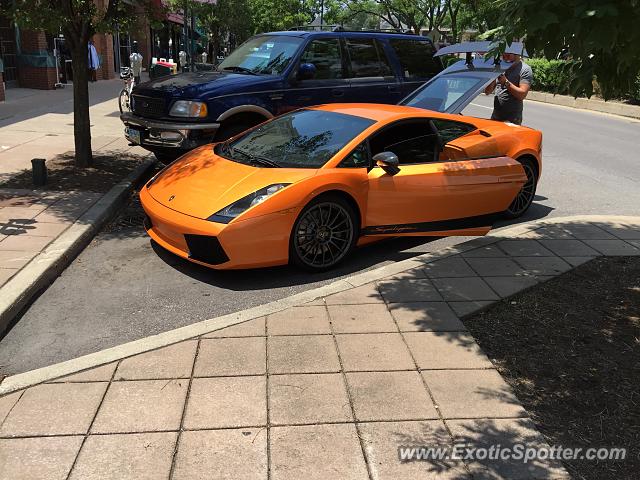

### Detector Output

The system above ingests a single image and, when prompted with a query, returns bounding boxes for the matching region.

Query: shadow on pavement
[146,201,554,291]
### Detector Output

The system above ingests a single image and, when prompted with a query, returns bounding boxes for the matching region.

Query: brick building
[0,0,182,101]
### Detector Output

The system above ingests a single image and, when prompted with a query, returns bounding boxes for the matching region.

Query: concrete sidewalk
[0,81,152,329]
[2,216,638,479]
[0,78,147,181]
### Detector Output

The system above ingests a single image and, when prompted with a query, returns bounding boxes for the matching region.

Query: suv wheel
[216,122,252,141]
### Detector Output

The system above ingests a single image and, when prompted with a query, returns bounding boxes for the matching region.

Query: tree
[491,0,640,99]
[8,1,150,168]
[346,0,450,35]
[457,0,501,34]
[198,0,252,57]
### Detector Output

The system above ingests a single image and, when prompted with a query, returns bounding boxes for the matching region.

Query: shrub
[631,73,640,103]
[527,58,571,95]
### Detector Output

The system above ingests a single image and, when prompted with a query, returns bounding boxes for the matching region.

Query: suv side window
[432,119,476,143]
[299,38,344,79]
[369,120,440,164]
[389,39,441,80]
[346,38,393,78]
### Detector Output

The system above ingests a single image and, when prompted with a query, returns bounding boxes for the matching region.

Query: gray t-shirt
[492,61,533,123]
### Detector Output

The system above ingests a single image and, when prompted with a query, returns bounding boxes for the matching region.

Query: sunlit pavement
[3,217,639,478]
[0,79,148,181]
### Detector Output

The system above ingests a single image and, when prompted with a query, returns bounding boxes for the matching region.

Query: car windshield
[216,110,375,169]
[403,74,490,112]
[217,35,304,75]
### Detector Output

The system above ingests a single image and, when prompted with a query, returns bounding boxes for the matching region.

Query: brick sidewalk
[0,189,103,286]
[3,219,638,479]
[0,80,148,288]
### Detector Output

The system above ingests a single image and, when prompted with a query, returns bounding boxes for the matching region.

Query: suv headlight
[169,100,208,118]
[208,184,289,224]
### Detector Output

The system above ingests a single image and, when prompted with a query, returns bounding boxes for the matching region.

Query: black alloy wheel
[291,196,357,271]
[504,159,537,218]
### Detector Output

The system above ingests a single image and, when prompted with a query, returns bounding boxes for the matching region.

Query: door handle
[332,89,344,97]
[388,85,400,93]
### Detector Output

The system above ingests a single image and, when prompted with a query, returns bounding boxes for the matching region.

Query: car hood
[148,147,314,220]
[134,71,276,98]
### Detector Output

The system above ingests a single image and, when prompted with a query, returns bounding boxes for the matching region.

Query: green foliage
[456,0,502,34]
[527,58,571,95]
[632,73,640,103]
[490,0,640,100]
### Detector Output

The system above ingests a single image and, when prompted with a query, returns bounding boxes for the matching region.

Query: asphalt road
[1,95,639,375]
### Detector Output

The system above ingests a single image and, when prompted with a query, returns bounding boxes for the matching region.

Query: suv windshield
[217,35,304,75]
[216,110,375,168]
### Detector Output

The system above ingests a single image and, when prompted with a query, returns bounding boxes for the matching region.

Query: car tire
[290,194,358,272]
[503,158,538,219]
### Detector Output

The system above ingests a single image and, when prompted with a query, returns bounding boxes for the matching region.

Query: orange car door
[364,119,525,236]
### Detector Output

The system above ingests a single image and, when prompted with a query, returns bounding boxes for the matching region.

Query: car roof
[258,30,435,42]
[310,103,481,124]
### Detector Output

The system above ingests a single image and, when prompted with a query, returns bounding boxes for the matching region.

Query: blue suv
[121,30,443,163]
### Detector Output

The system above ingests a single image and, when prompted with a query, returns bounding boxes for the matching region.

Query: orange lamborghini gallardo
[141,56,542,271]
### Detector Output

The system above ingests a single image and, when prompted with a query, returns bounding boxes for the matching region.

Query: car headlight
[209,184,290,224]
[169,100,208,118]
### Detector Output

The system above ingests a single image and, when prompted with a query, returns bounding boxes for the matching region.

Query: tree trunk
[70,41,93,168]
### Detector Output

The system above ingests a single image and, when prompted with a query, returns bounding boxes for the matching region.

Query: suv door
[282,37,349,112]
[387,38,442,97]
[344,37,402,104]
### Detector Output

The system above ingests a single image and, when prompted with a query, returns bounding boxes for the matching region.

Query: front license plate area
[125,127,142,144]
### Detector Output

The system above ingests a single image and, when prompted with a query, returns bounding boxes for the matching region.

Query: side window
[369,120,440,165]
[339,143,369,168]
[432,119,476,143]
[389,39,441,80]
[299,39,343,80]
[346,38,393,78]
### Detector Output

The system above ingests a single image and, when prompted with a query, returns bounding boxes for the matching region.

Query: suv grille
[131,95,166,118]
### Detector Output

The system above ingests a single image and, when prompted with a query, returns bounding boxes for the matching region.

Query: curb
[0,157,156,337]
[527,91,640,120]
[1,214,639,395]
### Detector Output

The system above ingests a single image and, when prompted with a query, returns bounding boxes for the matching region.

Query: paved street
[1,92,639,376]
[3,217,639,480]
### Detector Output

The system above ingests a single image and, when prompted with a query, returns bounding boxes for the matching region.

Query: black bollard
[32,158,47,187]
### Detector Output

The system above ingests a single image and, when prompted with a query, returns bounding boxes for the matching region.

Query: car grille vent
[184,234,230,265]
[132,95,166,118]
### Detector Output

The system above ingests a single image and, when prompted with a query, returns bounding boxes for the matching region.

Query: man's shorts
[491,112,523,125]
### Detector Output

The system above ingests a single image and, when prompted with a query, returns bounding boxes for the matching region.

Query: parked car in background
[121,30,443,163]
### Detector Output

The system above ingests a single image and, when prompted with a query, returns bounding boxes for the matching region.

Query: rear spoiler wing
[435,41,529,61]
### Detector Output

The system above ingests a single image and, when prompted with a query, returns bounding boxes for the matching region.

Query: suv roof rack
[290,25,416,35]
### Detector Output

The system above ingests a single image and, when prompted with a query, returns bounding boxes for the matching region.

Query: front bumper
[140,187,297,270]
[121,112,220,149]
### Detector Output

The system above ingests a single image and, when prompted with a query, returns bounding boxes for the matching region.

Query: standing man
[88,39,100,82]
[485,52,533,125]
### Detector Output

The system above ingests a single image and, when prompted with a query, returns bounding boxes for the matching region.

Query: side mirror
[373,151,400,176]
[298,63,317,80]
